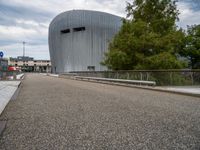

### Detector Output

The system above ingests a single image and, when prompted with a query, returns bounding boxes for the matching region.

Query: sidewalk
[0,81,21,115]
[159,86,200,95]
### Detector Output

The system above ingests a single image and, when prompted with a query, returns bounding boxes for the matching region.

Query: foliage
[102,0,186,70]
[135,52,187,69]
[180,25,200,69]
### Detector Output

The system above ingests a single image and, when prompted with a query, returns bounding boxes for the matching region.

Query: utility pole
[23,41,26,57]
[22,41,26,72]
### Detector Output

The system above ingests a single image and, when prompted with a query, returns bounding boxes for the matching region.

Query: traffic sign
[0,51,3,58]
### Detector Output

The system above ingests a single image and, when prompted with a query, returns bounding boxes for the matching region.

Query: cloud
[0,43,49,59]
[0,0,200,59]
[0,0,129,59]
[177,1,200,29]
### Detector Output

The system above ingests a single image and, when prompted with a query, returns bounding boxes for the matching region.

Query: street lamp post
[23,41,26,57]
[22,41,26,72]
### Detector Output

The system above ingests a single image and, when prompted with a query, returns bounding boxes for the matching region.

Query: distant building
[9,56,51,73]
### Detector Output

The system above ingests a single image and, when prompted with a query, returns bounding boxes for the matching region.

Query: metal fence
[69,70,200,86]
[0,71,21,80]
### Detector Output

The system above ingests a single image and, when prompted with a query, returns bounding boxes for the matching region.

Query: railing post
[13,72,17,80]
[140,72,143,81]
[170,72,173,86]
[127,72,130,80]
[191,72,194,85]
[147,72,149,81]
[3,72,6,80]
[116,72,119,79]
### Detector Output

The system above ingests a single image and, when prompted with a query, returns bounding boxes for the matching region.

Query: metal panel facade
[49,10,122,73]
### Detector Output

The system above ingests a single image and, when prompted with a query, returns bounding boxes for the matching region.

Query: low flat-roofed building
[9,56,51,73]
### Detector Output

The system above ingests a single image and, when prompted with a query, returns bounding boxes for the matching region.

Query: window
[73,27,85,32]
[61,29,70,34]
[87,66,95,71]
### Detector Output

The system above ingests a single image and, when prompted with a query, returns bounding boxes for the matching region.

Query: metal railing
[0,70,22,80]
[69,70,200,86]
[74,76,156,86]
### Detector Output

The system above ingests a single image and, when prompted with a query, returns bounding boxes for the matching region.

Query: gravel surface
[0,74,200,150]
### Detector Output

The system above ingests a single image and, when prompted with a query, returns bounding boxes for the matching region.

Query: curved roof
[49,9,122,29]
[48,10,122,72]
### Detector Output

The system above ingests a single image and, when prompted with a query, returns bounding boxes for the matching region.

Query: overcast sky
[0,0,200,60]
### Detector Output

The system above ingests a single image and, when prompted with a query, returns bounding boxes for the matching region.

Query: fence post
[13,72,17,80]
[140,72,143,81]
[127,72,130,80]
[116,72,119,79]
[191,72,194,85]
[147,72,149,81]
[3,72,6,80]
[170,72,173,86]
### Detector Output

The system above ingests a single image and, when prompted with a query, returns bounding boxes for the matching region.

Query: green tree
[180,25,200,69]
[102,0,186,70]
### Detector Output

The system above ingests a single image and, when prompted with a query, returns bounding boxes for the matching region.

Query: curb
[0,81,22,136]
[0,81,22,115]
[11,82,22,101]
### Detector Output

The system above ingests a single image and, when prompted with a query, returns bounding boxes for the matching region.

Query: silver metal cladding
[49,10,122,73]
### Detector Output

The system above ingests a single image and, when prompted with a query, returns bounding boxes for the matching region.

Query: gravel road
[0,74,200,150]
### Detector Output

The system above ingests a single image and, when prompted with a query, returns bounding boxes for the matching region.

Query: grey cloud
[181,0,200,11]
[0,0,200,59]
[0,3,54,26]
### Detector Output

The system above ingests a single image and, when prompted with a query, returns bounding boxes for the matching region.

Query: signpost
[0,51,7,74]
[0,51,3,58]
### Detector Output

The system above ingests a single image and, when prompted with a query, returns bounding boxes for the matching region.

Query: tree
[180,25,200,69]
[102,0,186,70]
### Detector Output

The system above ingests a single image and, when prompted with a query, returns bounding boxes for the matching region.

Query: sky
[0,0,200,60]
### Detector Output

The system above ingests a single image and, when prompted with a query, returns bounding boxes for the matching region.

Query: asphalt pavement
[0,74,199,150]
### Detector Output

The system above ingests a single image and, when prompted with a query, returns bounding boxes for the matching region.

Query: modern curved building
[49,10,122,73]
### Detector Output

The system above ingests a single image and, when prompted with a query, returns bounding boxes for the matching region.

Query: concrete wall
[49,10,122,73]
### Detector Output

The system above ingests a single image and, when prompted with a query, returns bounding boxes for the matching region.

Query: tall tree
[102,0,186,70]
[180,25,200,69]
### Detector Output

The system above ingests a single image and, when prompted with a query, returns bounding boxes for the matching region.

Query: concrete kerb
[0,81,22,136]
[16,73,24,80]
[11,81,22,101]
[0,81,21,114]
[41,73,59,78]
